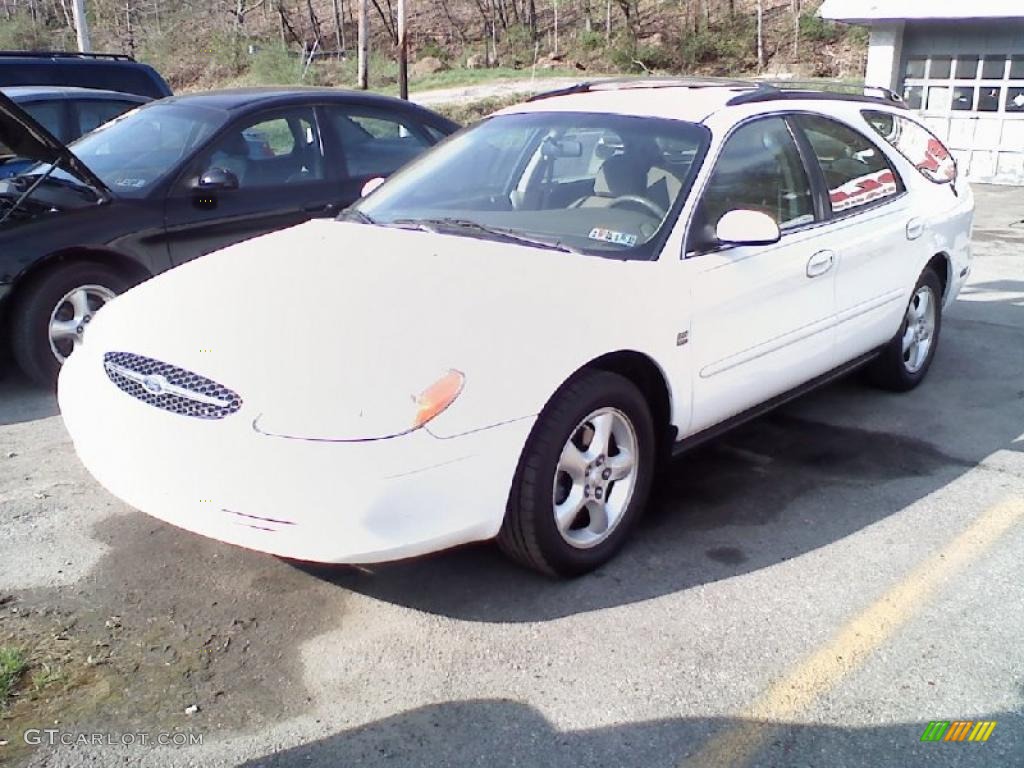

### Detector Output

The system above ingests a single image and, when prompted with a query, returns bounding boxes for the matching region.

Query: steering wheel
[608,195,666,219]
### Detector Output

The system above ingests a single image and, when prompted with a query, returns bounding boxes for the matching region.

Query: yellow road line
[681,497,1024,768]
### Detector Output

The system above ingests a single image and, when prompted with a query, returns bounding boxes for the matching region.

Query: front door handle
[906,217,925,240]
[303,202,338,215]
[806,249,836,278]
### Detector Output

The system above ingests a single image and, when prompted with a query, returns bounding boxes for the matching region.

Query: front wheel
[498,369,655,577]
[11,262,129,388]
[866,267,943,392]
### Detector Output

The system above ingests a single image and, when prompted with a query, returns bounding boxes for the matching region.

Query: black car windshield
[353,111,710,259]
[26,103,227,198]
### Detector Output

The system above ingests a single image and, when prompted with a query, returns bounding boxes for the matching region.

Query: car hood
[81,219,660,439]
[0,91,109,196]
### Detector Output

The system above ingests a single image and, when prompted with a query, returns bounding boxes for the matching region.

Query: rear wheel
[498,369,655,577]
[866,267,943,392]
[11,262,129,387]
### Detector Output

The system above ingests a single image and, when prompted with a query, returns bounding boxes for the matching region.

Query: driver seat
[574,153,649,208]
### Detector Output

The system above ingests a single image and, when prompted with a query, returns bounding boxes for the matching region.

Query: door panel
[687,116,835,435]
[688,231,837,434]
[164,106,338,266]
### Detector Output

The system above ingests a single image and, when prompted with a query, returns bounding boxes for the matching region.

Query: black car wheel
[11,262,129,387]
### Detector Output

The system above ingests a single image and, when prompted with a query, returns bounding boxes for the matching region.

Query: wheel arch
[926,251,951,301]
[583,350,676,466]
[6,246,151,308]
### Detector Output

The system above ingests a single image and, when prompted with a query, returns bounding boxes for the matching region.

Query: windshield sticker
[115,178,147,188]
[589,227,638,247]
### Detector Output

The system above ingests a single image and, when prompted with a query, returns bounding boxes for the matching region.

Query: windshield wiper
[389,217,580,254]
[338,208,377,225]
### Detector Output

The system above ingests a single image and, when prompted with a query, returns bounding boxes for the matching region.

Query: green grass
[0,646,28,708]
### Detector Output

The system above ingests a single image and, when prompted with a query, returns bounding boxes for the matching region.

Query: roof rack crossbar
[0,50,135,61]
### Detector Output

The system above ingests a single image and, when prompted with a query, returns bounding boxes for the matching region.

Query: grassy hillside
[0,0,866,96]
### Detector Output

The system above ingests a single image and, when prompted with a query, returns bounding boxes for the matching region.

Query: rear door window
[861,110,957,185]
[796,115,902,215]
[21,100,68,142]
[324,107,432,179]
[75,99,140,137]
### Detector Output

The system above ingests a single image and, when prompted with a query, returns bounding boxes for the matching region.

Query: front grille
[103,351,242,420]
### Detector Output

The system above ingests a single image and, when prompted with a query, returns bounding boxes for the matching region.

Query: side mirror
[361,177,385,197]
[194,167,239,191]
[715,209,781,246]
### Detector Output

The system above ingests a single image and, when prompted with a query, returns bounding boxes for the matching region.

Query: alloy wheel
[901,285,937,374]
[48,284,116,363]
[552,407,639,549]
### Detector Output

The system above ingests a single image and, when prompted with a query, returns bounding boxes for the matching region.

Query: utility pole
[71,0,91,51]
[397,0,407,99]
[756,0,764,71]
[357,0,368,89]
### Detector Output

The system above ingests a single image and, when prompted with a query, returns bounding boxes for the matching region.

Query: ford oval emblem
[142,374,166,395]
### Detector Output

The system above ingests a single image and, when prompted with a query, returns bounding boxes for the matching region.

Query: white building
[819,0,1024,184]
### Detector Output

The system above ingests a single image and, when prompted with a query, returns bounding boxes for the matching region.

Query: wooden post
[756,0,764,70]
[357,0,368,89]
[397,0,407,99]
[553,0,558,56]
[332,0,343,51]
[71,0,91,51]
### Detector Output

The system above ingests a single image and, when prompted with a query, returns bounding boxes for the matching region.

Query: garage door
[901,52,1024,185]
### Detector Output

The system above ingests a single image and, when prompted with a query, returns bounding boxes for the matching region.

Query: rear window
[862,110,957,184]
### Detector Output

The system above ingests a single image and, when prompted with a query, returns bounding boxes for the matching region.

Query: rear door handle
[806,249,836,278]
[906,217,925,240]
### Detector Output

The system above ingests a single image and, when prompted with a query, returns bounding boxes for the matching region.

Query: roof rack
[727,80,905,107]
[527,76,760,102]
[0,50,136,62]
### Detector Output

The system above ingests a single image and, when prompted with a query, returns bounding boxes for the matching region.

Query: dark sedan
[0,87,459,385]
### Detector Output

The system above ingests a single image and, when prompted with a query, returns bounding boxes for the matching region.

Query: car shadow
[295,286,1024,623]
[0,371,57,426]
[237,698,1022,768]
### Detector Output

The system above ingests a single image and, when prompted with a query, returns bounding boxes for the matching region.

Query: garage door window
[796,115,901,215]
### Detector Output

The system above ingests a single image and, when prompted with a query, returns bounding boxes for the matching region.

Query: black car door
[163,105,339,266]
[318,103,436,204]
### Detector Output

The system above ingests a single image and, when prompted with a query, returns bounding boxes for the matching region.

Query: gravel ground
[0,185,1022,768]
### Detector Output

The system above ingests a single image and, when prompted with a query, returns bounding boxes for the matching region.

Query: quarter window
[695,117,815,245]
[797,115,900,215]
[862,110,957,184]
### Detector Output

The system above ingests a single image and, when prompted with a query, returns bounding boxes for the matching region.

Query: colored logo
[921,720,997,742]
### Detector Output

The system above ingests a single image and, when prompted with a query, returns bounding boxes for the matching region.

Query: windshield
[26,103,227,198]
[354,111,710,259]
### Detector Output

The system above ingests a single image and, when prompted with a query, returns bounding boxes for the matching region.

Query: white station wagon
[59,79,975,577]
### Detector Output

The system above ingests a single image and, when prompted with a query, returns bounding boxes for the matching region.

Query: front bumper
[58,348,534,563]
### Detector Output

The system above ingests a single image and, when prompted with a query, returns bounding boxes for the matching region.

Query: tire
[498,369,656,577]
[865,267,943,392]
[11,261,130,388]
